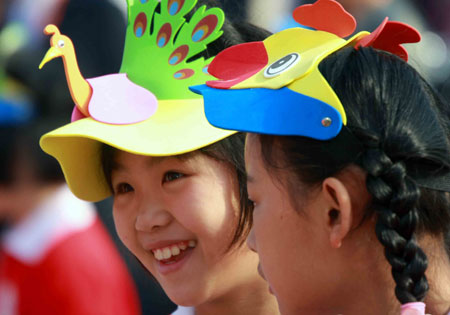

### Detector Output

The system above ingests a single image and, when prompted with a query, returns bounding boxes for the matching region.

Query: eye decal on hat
[264,53,300,78]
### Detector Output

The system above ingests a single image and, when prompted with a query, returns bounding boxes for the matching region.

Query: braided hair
[257,47,450,305]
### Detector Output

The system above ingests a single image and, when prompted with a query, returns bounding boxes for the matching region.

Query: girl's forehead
[112,149,205,170]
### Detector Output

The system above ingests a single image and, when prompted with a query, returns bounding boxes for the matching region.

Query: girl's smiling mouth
[149,240,197,275]
[151,240,197,261]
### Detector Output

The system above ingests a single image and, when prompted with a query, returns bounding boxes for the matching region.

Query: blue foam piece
[191,84,342,140]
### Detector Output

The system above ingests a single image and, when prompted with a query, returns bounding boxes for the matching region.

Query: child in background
[195,0,450,314]
[39,0,279,314]
[0,96,140,314]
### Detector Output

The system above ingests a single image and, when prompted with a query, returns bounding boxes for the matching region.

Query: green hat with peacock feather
[39,0,235,202]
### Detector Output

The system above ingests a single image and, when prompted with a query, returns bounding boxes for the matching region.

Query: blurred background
[0,0,448,314]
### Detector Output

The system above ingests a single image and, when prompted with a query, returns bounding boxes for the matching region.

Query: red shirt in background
[0,186,141,315]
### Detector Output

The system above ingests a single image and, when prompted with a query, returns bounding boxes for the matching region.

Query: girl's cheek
[253,206,271,246]
[113,206,134,244]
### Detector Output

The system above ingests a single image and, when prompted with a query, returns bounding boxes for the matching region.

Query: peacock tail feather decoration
[120,0,225,100]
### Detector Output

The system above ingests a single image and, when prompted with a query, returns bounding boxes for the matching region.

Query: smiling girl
[38,0,279,314]
[195,1,450,314]
[102,144,264,314]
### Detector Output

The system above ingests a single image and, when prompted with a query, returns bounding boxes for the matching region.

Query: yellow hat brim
[40,98,235,202]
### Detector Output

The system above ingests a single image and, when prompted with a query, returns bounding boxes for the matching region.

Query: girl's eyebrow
[112,154,198,172]
[111,156,169,172]
[145,156,169,167]
[110,160,124,172]
[175,151,199,161]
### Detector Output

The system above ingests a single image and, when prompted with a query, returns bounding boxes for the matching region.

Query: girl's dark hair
[102,5,270,248]
[257,47,450,305]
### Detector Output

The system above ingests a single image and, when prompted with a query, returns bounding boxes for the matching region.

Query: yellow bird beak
[39,47,62,69]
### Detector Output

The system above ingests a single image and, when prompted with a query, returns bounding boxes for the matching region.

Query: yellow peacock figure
[39,0,232,202]
[39,24,157,124]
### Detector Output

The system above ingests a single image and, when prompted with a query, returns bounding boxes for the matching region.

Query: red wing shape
[356,18,421,61]
[293,0,356,38]
[207,41,268,89]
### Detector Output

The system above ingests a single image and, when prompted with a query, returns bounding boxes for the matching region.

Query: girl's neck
[326,224,401,315]
[194,276,279,315]
[335,232,450,315]
[331,261,399,315]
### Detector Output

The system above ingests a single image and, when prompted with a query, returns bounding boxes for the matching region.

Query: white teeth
[155,249,163,260]
[163,248,171,259]
[171,245,180,256]
[152,240,196,261]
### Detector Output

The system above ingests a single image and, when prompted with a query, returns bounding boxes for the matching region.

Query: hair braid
[258,46,450,309]
[354,128,429,303]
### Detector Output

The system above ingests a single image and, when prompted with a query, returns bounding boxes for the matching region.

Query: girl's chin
[164,288,208,307]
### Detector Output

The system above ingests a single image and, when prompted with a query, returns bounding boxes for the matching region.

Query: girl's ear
[321,177,353,249]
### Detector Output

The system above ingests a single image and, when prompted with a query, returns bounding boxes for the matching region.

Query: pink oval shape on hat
[87,73,157,125]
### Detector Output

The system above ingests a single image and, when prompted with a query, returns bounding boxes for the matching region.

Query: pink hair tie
[400,302,426,315]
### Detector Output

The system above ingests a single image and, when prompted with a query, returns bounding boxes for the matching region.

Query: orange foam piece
[293,0,356,38]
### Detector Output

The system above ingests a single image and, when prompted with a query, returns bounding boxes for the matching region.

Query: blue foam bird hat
[192,0,421,140]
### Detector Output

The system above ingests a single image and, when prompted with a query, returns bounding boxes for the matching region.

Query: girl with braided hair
[194,0,450,314]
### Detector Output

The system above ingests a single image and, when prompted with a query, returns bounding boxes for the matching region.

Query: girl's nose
[135,205,172,233]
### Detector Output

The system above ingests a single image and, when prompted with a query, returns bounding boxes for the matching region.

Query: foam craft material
[206,27,364,127]
[39,25,158,125]
[195,0,420,140]
[86,74,157,124]
[192,85,342,140]
[292,0,356,38]
[206,42,269,89]
[40,99,233,201]
[355,18,422,61]
[39,0,234,202]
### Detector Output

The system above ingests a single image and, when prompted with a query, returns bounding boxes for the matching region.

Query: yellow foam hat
[39,0,234,202]
[41,99,233,201]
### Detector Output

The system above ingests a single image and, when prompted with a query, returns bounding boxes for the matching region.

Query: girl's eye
[114,183,134,195]
[163,171,184,183]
